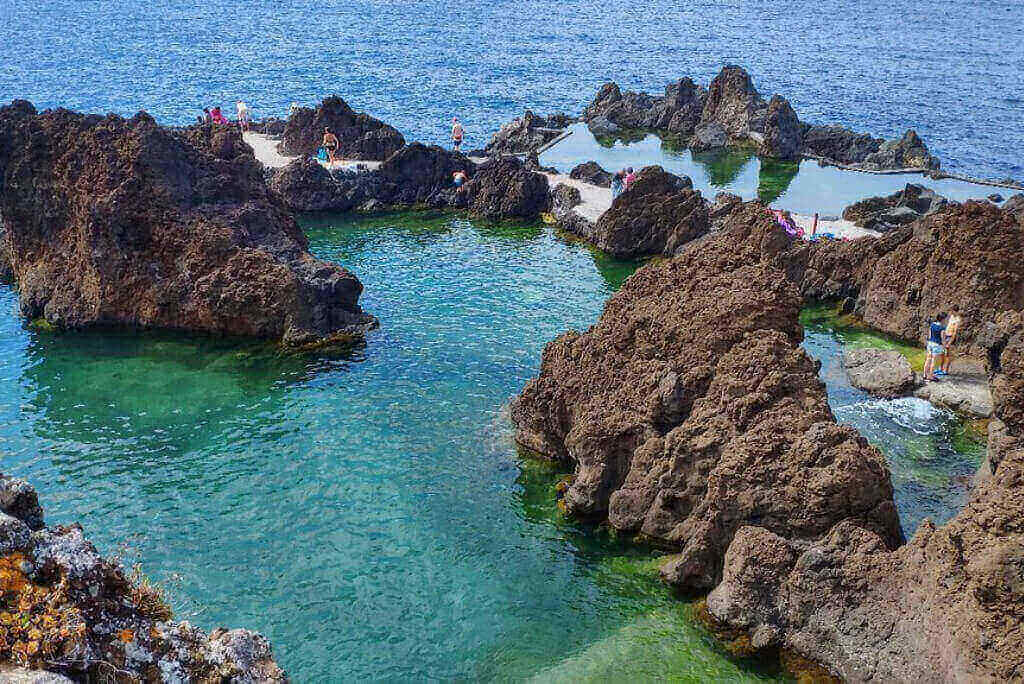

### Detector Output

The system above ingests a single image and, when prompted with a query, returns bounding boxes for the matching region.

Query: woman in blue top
[922,311,948,382]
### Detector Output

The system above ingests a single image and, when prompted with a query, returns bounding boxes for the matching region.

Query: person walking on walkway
[923,311,949,382]
[451,117,465,151]
[323,127,340,166]
[236,100,250,131]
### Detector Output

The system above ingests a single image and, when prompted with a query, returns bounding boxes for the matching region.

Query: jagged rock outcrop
[760,95,803,161]
[512,212,903,591]
[1001,193,1024,216]
[0,101,375,346]
[843,348,917,398]
[484,110,572,155]
[583,79,706,136]
[252,116,286,136]
[267,157,368,213]
[842,183,950,231]
[0,474,286,682]
[278,95,405,160]
[550,183,595,237]
[577,166,706,258]
[464,157,550,220]
[569,161,612,188]
[581,67,941,170]
[706,326,1024,681]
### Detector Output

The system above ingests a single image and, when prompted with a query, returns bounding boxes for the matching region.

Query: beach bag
[316,146,328,162]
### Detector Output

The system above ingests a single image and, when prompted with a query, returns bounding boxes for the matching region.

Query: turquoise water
[0,213,983,679]
[1,0,1022,181]
[541,124,1006,215]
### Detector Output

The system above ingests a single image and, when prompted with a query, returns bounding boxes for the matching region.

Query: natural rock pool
[0,213,983,680]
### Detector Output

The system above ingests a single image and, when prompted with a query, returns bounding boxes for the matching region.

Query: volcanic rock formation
[511,210,904,591]
[0,474,286,682]
[569,161,613,188]
[484,110,573,156]
[0,101,375,346]
[278,95,405,160]
[842,183,949,231]
[463,157,550,220]
[842,348,917,398]
[582,66,940,169]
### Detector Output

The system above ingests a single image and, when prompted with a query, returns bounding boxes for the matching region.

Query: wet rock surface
[0,475,286,682]
[484,110,572,155]
[585,166,706,258]
[842,348,916,398]
[842,183,949,230]
[278,95,405,160]
[0,101,375,346]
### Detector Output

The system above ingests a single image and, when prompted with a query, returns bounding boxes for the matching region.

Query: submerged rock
[842,348,916,398]
[0,101,375,346]
[0,475,286,681]
[569,160,613,188]
[586,166,705,258]
[278,95,405,160]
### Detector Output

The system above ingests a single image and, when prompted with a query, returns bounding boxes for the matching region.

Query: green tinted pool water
[541,124,999,214]
[0,215,981,680]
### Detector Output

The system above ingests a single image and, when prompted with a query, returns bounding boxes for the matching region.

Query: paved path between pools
[243,131,382,172]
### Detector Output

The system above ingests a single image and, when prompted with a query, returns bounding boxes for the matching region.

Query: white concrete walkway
[242,132,381,172]
[542,173,613,223]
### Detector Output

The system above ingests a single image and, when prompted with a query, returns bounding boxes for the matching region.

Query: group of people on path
[610,168,636,199]
[922,308,962,382]
[199,100,251,130]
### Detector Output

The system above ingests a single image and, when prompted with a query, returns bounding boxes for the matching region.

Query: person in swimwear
[236,100,250,131]
[451,117,464,151]
[939,306,962,376]
[452,169,468,192]
[323,127,340,165]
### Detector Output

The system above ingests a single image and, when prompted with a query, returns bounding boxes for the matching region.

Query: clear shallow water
[0,213,984,680]
[541,124,1008,215]
[1,0,1021,181]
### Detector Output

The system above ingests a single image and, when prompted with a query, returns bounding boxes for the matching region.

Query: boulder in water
[690,121,728,152]
[760,95,803,161]
[569,160,613,187]
[843,348,916,398]
[464,156,550,220]
[484,110,571,155]
[699,65,767,140]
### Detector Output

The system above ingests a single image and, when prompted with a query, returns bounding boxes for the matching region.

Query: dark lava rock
[690,121,728,152]
[464,156,550,220]
[760,95,803,161]
[268,157,371,213]
[0,101,375,346]
[485,110,570,155]
[842,183,949,230]
[802,124,884,165]
[586,166,706,258]
[0,475,286,681]
[253,116,286,136]
[1005,193,1024,216]
[278,95,405,160]
[699,65,767,140]
[842,347,916,398]
[550,183,595,238]
[709,192,743,229]
[583,78,706,135]
[569,160,613,188]
[862,129,940,170]
[511,213,902,591]
[375,143,475,206]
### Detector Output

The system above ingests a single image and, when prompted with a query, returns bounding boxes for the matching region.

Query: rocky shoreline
[0,475,285,682]
[511,194,1024,680]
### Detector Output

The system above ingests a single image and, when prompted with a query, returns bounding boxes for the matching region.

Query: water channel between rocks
[0,212,983,681]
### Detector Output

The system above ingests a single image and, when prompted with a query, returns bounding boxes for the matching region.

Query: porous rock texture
[484,110,572,155]
[463,157,550,220]
[842,183,949,231]
[569,161,612,188]
[699,65,767,140]
[0,474,286,682]
[842,348,916,398]
[706,326,1024,681]
[581,166,707,258]
[511,211,904,592]
[0,101,375,346]
[277,95,405,160]
[583,78,706,136]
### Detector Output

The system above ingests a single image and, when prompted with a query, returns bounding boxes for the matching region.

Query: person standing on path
[939,307,962,376]
[322,127,340,166]
[923,311,948,382]
[451,117,464,151]
[611,171,624,199]
[624,167,636,190]
[236,100,250,131]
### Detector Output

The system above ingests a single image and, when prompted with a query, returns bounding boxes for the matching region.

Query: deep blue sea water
[1,0,1022,180]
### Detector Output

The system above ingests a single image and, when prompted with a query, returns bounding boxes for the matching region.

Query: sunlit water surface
[0,215,982,680]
